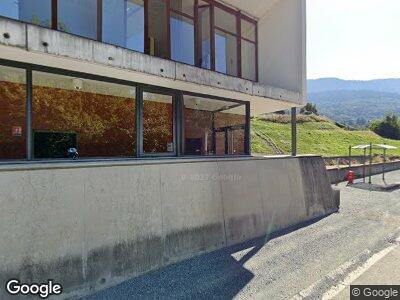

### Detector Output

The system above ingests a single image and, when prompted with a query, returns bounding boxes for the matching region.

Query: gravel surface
[82,171,400,300]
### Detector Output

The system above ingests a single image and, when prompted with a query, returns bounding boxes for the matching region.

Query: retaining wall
[327,161,400,184]
[0,156,338,298]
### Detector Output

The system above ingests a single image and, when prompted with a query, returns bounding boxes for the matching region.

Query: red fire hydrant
[346,170,355,185]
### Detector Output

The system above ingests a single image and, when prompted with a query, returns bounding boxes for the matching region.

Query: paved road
[84,171,400,300]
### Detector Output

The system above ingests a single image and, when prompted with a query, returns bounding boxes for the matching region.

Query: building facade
[0,0,306,161]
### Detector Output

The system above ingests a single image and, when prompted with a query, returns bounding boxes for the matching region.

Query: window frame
[0,0,258,82]
[0,58,250,162]
[139,85,179,157]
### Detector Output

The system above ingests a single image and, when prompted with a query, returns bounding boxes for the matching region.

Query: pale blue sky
[307,0,400,80]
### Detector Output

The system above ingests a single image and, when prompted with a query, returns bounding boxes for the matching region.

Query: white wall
[258,0,307,104]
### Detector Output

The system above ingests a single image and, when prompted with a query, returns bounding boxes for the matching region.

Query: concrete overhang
[0,17,302,116]
[218,0,280,19]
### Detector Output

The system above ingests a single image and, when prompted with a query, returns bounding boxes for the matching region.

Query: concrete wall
[0,156,338,298]
[258,0,307,104]
[327,161,400,184]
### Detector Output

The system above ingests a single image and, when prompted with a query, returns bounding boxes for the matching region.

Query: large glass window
[183,95,246,156]
[170,0,195,65]
[214,7,238,76]
[0,0,51,27]
[143,91,174,154]
[103,0,145,52]
[0,65,26,160]
[148,0,169,59]
[32,72,136,159]
[58,0,97,39]
[241,18,257,81]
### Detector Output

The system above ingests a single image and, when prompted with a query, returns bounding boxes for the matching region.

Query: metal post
[369,143,372,184]
[291,107,297,156]
[26,68,32,160]
[348,146,352,169]
[363,148,366,183]
[383,149,386,182]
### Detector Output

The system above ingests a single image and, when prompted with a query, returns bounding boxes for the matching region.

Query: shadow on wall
[83,216,327,300]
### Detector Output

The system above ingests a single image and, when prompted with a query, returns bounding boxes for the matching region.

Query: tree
[370,114,400,140]
[300,103,318,115]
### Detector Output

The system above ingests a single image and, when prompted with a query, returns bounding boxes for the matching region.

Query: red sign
[12,126,22,137]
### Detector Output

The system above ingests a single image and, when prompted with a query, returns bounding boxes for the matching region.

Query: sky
[307,0,400,80]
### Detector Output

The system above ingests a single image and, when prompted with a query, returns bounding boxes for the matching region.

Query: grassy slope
[251,117,400,156]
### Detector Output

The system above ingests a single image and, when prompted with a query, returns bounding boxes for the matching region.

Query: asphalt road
[83,171,400,300]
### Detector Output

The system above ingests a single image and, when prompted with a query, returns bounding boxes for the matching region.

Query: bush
[370,114,400,140]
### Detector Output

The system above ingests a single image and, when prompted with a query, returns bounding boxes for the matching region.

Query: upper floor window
[0,0,51,27]
[214,6,238,77]
[102,0,145,52]
[0,0,258,82]
[58,0,97,39]
[241,17,257,81]
[170,0,195,65]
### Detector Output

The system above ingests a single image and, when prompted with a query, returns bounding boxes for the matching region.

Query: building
[0,0,306,160]
[0,1,337,299]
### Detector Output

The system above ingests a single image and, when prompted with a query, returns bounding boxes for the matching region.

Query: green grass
[251,117,400,157]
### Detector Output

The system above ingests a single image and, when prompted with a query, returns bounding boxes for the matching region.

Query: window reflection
[0,0,51,27]
[143,92,174,154]
[58,0,97,39]
[214,7,238,76]
[32,71,136,159]
[197,1,211,69]
[171,13,195,65]
[148,0,169,58]
[103,0,144,52]
[215,30,238,76]
[183,95,246,156]
[241,19,257,81]
[241,40,256,81]
[0,66,26,160]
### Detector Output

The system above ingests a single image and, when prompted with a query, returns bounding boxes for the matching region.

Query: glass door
[141,88,177,156]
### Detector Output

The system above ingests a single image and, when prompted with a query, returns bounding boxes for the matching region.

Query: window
[241,18,257,81]
[196,1,211,69]
[170,0,195,65]
[32,71,136,159]
[142,91,175,154]
[147,0,169,59]
[0,0,51,27]
[0,65,26,160]
[58,0,97,39]
[183,95,246,156]
[0,0,258,81]
[102,0,145,53]
[214,7,238,77]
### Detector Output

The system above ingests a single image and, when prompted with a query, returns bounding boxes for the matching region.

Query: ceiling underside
[218,0,280,19]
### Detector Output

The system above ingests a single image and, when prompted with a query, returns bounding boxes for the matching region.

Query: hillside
[308,78,400,94]
[308,90,400,127]
[307,78,400,127]
[251,116,400,157]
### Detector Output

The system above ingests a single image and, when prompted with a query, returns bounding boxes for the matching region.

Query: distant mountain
[308,78,400,94]
[307,78,400,127]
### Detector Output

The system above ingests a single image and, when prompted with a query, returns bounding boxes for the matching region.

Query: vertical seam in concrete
[25,24,28,51]
[82,170,88,282]
[159,166,166,263]
[216,161,228,247]
[256,162,267,233]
